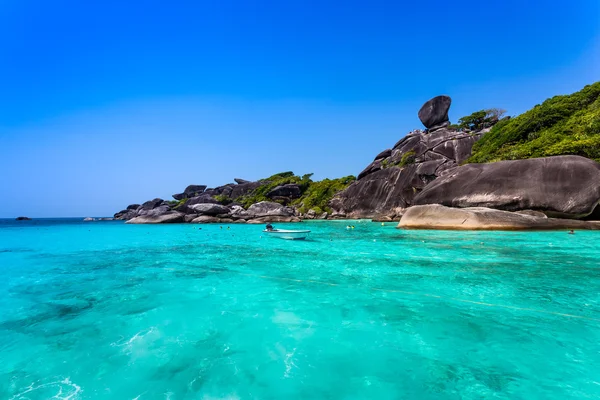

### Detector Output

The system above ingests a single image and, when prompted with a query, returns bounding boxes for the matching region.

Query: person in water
[568,229,575,234]
[266,223,274,231]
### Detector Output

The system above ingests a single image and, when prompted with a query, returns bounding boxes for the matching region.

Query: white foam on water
[284,347,297,378]
[10,378,81,400]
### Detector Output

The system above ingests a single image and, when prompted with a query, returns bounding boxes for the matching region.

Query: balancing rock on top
[418,95,451,132]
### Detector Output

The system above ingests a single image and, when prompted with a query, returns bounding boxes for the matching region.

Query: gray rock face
[127,211,185,224]
[413,156,600,218]
[230,181,263,199]
[189,203,230,216]
[234,178,250,184]
[331,166,422,218]
[418,95,451,131]
[126,204,141,210]
[247,201,294,217]
[333,128,484,218]
[177,194,220,214]
[190,215,221,223]
[374,149,392,160]
[399,204,600,230]
[138,205,170,217]
[173,185,207,200]
[267,184,301,199]
[246,216,301,224]
[140,198,164,210]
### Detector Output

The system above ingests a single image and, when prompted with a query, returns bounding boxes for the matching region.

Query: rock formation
[418,95,451,132]
[413,155,600,219]
[15,216,31,221]
[127,211,185,224]
[398,204,600,230]
[332,125,487,218]
[172,185,207,200]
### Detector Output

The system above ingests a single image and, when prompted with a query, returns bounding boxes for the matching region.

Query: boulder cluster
[114,180,308,224]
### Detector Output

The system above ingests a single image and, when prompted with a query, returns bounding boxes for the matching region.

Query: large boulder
[126,211,185,224]
[413,156,600,219]
[138,205,170,216]
[126,204,140,210]
[173,185,207,200]
[398,204,600,230]
[418,95,451,131]
[247,201,295,217]
[330,167,422,219]
[267,184,301,199]
[140,198,164,210]
[177,194,220,214]
[189,203,230,216]
[247,216,301,224]
[234,178,250,184]
[114,209,138,220]
[230,181,263,199]
[190,215,221,223]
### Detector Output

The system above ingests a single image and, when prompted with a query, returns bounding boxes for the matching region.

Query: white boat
[263,229,311,240]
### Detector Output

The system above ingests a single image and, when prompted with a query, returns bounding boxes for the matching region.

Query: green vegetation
[397,150,416,167]
[292,176,356,214]
[455,108,506,131]
[168,198,187,209]
[235,171,355,213]
[469,82,600,163]
[213,194,232,205]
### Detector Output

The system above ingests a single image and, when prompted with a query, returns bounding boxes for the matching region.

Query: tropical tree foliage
[469,82,600,163]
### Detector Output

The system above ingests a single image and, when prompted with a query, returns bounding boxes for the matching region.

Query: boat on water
[263,229,311,240]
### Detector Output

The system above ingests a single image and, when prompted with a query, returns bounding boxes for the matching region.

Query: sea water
[0,218,599,399]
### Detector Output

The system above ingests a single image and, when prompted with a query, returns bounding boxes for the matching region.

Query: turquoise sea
[1,218,599,399]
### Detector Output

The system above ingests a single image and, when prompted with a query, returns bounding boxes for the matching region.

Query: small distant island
[15,216,31,221]
[114,82,600,230]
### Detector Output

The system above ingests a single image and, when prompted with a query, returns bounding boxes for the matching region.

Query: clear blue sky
[1,0,599,217]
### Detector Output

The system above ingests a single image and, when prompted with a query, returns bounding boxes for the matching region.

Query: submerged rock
[398,204,600,230]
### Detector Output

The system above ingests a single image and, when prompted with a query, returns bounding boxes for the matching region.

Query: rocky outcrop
[189,203,230,216]
[266,184,302,203]
[83,217,95,221]
[234,178,250,184]
[230,181,263,199]
[247,201,295,217]
[247,216,301,224]
[173,185,207,200]
[398,204,600,230]
[127,211,185,224]
[418,95,451,132]
[140,198,164,210]
[333,127,485,218]
[15,216,31,221]
[413,155,600,219]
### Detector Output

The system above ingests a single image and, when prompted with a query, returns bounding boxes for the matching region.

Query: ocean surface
[1,218,599,399]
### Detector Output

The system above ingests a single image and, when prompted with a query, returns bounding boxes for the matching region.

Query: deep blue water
[1,218,599,399]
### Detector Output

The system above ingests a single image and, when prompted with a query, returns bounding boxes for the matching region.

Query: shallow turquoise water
[1,219,599,399]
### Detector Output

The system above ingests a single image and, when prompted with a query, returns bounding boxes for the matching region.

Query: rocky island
[114,82,600,229]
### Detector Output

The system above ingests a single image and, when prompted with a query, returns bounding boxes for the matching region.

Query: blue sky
[1,0,599,217]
